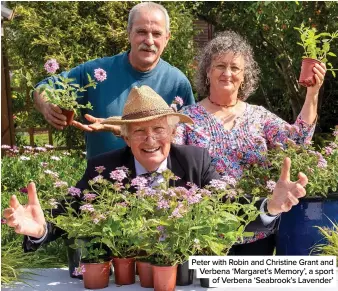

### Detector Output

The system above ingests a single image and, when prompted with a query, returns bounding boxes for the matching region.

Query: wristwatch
[263,200,277,217]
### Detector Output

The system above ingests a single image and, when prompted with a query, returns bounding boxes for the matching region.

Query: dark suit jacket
[24,144,276,252]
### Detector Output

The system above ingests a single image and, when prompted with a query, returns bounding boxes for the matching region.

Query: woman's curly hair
[195,30,260,100]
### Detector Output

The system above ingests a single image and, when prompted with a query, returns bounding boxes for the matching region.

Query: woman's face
[207,52,245,97]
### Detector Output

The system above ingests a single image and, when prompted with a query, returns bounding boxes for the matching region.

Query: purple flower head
[1,145,11,149]
[94,68,107,82]
[200,189,211,197]
[209,179,228,190]
[221,175,237,187]
[35,147,47,152]
[83,193,96,201]
[159,234,167,242]
[174,96,184,107]
[92,175,104,183]
[41,162,48,167]
[50,156,61,161]
[20,156,30,161]
[266,180,276,192]
[110,169,127,182]
[79,204,95,212]
[187,193,202,205]
[95,166,106,174]
[226,189,237,199]
[23,146,33,151]
[116,166,129,173]
[45,144,54,149]
[324,146,333,155]
[54,181,68,188]
[329,142,337,149]
[19,187,28,193]
[73,265,86,276]
[1,218,7,224]
[44,59,59,74]
[44,170,59,179]
[156,225,165,232]
[333,130,338,137]
[131,176,148,189]
[318,158,328,168]
[68,186,81,197]
[157,199,170,210]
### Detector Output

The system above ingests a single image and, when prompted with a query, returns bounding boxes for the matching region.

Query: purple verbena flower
[49,198,58,208]
[44,170,59,178]
[95,166,106,174]
[54,181,68,188]
[20,156,30,161]
[1,218,7,224]
[44,59,59,74]
[92,175,104,183]
[73,265,85,276]
[266,180,276,192]
[35,147,47,152]
[23,146,33,151]
[50,156,61,161]
[174,96,184,106]
[209,179,228,190]
[157,199,170,210]
[156,225,165,232]
[68,186,81,197]
[94,68,107,82]
[41,162,48,167]
[131,176,148,189]
[83,193,96,201]
[329,142,337,149]
[45,144,54,149]
[79,204,95,212]
[324,146,333,155]
[1,145,11,149]
[318,158,328,168]
[221,175,237,187]
[333,130,338,137]
[110,169,127,182]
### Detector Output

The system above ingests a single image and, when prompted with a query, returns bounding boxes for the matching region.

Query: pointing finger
[27,182,40,206]
[279,157,291,182]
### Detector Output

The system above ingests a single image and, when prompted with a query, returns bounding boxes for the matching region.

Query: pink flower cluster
[44,59,59,74]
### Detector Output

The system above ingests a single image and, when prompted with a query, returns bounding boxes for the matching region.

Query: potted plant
[239,126,338,255]
[294,23,338,86]
[47,182,114,289]
[24,59,107,125]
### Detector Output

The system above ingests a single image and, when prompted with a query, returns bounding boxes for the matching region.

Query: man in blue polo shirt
[33,2,195,159]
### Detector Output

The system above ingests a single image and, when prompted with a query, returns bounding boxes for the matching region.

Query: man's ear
[124,136,131,147]
[164,31,171,48]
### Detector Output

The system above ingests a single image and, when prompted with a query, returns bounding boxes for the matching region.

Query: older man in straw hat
[4,86,307,253]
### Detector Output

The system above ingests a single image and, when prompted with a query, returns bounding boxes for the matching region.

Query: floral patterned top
[174,103,316,244]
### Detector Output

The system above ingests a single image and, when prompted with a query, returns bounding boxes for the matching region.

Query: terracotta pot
[81,261,111,289]
[152,265,177,291]
[61,108,75,125]
[298,58,321,87]
[136,261,153,288]
[112,257,135,285]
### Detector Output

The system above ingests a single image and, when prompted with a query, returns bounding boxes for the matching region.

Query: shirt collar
[134,158,168,176]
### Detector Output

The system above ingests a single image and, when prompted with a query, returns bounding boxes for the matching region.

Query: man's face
[124,117,174,172]
[128,8,170,72]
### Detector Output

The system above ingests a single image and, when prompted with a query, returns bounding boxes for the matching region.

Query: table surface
[2,268,338,291]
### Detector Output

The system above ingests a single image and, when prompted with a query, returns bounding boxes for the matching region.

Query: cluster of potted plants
[239,126,338,255]
[47,167,261,290]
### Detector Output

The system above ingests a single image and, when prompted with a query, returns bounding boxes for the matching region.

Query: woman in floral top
[174,31,326,255]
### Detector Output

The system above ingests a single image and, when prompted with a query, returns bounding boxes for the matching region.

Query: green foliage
[1,147,86,284]
[294,23,338,76]
[312,220,338,265]
[238,128,338,198]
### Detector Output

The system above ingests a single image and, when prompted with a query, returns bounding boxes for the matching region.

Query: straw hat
[101,86,194,125]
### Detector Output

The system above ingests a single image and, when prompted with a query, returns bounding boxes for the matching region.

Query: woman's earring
[206,77,210,86]
[240,82,244,90]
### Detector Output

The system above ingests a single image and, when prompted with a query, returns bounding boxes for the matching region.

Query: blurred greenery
[1,147,87,285]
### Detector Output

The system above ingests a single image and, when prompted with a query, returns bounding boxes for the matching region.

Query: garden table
[2,267,338,291]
